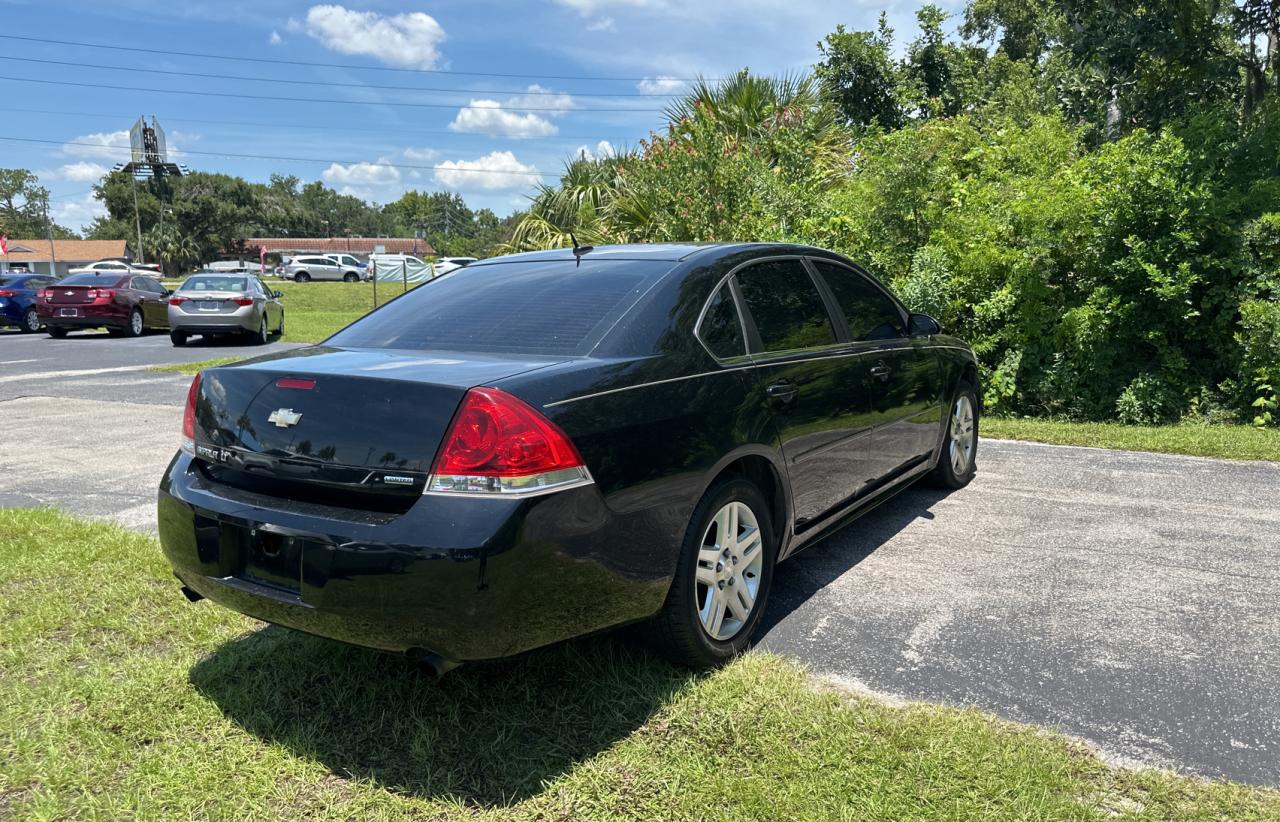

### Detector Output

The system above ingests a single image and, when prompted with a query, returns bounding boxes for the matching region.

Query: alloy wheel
[130,310,143,335]
[949,395,975,475]
[23,308,40,332]
[695,500,764,641]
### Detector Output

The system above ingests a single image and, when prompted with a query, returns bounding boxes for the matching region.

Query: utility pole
[131,175,145,264]
[42,194,57,277]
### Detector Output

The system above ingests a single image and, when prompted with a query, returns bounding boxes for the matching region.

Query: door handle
[766,382,798,402]
[869,363,892,381]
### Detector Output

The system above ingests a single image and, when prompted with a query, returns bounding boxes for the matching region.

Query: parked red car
[37,272,172,338]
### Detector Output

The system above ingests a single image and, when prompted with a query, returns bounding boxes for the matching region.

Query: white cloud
[506,84,574,114]
[433,151,539,192]
[575,140,617,160]
[401,147,441,162]
[586,16,617,31]
[555,0,661,13]
[637,76,688,94]
[450,101,557,138]
[449,84,573,138]
[52,193,107,232]
[322,159,401,189]
[47,162,109,183]
[269,30,282,45]
[299,5,446,69]
[62,130,130,161]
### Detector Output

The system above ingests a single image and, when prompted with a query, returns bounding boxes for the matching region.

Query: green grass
[984,417,1280,462]
[2,509,1276,819]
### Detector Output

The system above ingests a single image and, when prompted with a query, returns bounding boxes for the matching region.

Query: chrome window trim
[692,270,748,362]
[544,344,971,408]
[803,255,910,340]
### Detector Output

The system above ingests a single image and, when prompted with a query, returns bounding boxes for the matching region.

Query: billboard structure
[113,117,188,264]
[120,116,184,178]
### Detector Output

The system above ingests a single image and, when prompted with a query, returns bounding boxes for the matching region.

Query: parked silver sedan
[167,273,285,346]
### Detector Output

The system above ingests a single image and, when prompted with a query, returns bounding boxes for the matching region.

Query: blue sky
[2,0,960,232]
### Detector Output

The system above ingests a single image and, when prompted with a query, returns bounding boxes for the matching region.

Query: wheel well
[961,362,981,409]
[715,455,787,548]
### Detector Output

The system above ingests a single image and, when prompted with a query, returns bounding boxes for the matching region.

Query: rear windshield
[328,258,671,356]
[60,273,126,286]
[181,276,249,292]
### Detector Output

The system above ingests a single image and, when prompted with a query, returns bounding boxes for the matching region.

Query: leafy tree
[0,169,77,239]
[815,18,904,129]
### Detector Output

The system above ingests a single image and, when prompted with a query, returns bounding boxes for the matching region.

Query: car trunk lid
[192,346,566,510]
[175,291,250,314]
[47,284,112,305]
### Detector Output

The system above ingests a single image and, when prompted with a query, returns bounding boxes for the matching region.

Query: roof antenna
[570,232,593,257]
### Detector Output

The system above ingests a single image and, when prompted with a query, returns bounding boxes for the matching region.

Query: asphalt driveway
[0,352,1275,786]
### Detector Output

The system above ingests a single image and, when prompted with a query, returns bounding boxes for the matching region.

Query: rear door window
[811,260,905,342]
[328,259,671,356]
[735,259,837,353]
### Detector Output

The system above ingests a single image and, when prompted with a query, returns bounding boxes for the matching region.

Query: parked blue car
[0,272,59,333]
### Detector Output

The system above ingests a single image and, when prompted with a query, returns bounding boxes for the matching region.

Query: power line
[0,54,685,98]
[0,33,717,83]
[6,106,635,141]
[0,74,665,113]
[0,135,553,177]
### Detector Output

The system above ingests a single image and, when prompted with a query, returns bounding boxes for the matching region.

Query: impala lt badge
[268,408,302,428]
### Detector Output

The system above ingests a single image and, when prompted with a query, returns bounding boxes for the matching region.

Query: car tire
[47,326,68,338]
[294,272,310,283]
[343,272,360,283]
[927,381,979,489]
[252,316,269,345]
[123,308,144,338]
[170,330,187,347]
[649,478,776,669]
[276,313,285,337]
[21,307,42,333]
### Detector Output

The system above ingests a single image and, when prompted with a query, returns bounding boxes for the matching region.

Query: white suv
[283,256,363,283]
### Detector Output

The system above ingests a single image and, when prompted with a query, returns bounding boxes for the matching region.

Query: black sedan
[158,243,979,671]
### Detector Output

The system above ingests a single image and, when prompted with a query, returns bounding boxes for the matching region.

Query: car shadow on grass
[189,628,699,808]
[758,483,954,636]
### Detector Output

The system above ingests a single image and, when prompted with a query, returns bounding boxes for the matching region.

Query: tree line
[0,169,523,272]
[504,0,1280,428]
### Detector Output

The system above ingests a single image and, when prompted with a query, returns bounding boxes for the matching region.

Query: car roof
[470,242,831,267]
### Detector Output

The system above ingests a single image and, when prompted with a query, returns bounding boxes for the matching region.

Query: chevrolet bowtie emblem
[268,408,302,428]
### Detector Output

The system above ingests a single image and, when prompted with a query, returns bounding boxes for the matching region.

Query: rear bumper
[36,303,127,326]
[168,307,257,334]
[157,452,670,661]
[0,298,25,324]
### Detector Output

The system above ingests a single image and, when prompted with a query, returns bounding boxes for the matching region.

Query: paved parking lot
[1,336,1276,786]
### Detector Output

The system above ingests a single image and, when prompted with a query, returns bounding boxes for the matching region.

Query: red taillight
[168,295,188,305]
[231,297,253,307]
[182,372,202,446]
[0,290,14,297]
[276,377,315,390]
[37,288,49,300]
[87,288,116,303]
[429,387,588,495]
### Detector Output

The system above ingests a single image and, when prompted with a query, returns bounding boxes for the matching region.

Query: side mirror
[161,289,173,297]
[272,290,283,299]
[908,313,941,337]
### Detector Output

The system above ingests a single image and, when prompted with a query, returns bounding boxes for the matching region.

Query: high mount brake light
[180,372,202,454]
[427,386,592,496]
